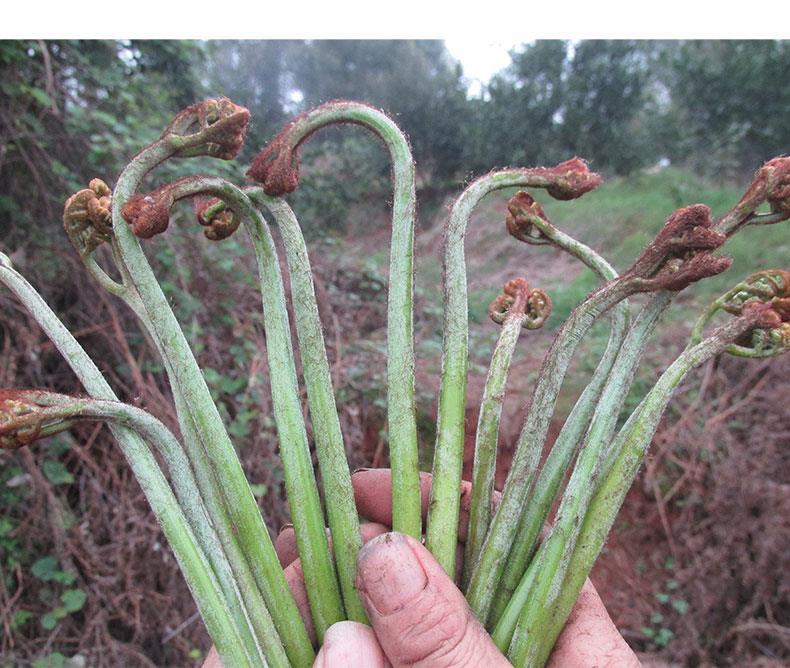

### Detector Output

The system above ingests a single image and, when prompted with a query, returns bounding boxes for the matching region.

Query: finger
[276,522,390,569]
[313,621,390,668]
[356,532,509,667]
[283,557,317,644]
[351,469,501,543]
[547,579,641,668]
[275,524,295,567]
[282,522,390,644]
[202,646,221,668]
[351,470,432,527]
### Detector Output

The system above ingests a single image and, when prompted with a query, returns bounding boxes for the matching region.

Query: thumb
[356,533,509,667]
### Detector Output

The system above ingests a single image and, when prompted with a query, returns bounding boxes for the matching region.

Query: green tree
[464,40,568,173]
[282,40,470,179]
[559,40,659,175]
[0,40,204,246]
[664,40,790,178]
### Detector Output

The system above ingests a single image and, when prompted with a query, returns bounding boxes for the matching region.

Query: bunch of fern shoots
[1,98,788,667]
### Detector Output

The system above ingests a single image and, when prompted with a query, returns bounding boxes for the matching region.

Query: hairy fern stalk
[1,97,788,667]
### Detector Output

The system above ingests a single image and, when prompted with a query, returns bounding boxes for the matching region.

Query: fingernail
[352,467,375,474]
[318,622,386,667]
[357,533,427,615]
[278,523,293,535]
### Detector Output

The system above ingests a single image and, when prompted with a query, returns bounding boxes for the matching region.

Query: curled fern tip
[165,97,250,160]
[63,178,113,254]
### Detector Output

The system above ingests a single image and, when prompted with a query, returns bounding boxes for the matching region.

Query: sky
[444,39,518,96]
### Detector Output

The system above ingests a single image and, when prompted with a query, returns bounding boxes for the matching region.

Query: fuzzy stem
[111,148,315,664]
[248,189,367,623]
[509,314,762,667]
[251,101,421,539]
[488,195,783,634]
[487,221,629,628]
[131,174,346,642]
[239,195,345,639]
[138,312,291,667]
[462,288,529,588]
[81,254,127,297]
[432,166,602,576]
[173,176,346,641]
[493,292,671,650]
[467,194,736,619]
[0,259,256,668]
[176,177,354,634]
[466,277,631,621]
[73,241,272,658]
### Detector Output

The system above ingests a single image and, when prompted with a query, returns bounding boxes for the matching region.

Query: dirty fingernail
[357,532,428,616]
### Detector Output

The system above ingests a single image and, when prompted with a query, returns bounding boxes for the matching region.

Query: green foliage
[0,40,206,247]
[41,460,74,486]
[32,654,66,668]
[641,624,675,649]
[3,39,785,247]
[465,41,661,176]
[31,556,74,584]
[465,41,568,173]
[664,41,790,178]
[61,588,87,612]
[30,652,85,668]
[637,556,689,651]
[560,41,655,175]
[12,609,34,629]
[27,556,85,633]
[464,40,789,181]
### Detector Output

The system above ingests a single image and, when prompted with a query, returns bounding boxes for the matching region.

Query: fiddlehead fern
[121,174,346,643]
[510,275,790,666]
[463,278,551,587]
[486,191,631,628]
[468,201,732,622]
[102,101,315,665]
[248,100,422,541]
[433,159,604,577]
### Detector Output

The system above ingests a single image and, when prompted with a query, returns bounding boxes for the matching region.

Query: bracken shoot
[1,97,787,667]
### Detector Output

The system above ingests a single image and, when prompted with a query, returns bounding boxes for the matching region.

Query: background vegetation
[0,40,788,666]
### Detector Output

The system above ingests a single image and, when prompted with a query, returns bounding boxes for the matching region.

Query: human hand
[205,468,640,667]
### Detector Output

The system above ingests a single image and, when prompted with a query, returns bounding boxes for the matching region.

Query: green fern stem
[465,278,632,621]
[247,189,366,623]
[0,259,258,668]
[248,101,421,540]
[493,291,671,651]
[110,148,315,664]
[510,311,772,667]
[139,176,346,641]
[431,164,602,576]
[487,208,629,628]
[462,283,530,587]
